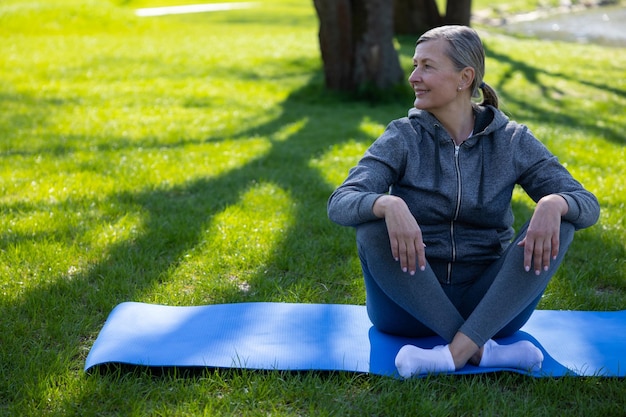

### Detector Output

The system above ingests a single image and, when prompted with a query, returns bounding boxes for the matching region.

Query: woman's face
[409,39,466,113]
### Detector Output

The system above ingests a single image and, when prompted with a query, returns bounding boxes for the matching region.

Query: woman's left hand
[517,194,569,275]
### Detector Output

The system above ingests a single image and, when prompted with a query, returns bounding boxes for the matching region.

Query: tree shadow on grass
[483,44,625,146]
[0,74,408,412]
[1,44,624,415]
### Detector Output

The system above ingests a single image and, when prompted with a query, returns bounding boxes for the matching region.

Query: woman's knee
[366,296,435,338]
[356,220,390,259]
[356,220,387,245]
[560,221,575,247]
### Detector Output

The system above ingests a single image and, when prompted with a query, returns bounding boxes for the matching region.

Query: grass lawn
[0,0,624,415]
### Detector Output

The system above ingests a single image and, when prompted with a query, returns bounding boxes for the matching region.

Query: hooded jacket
[327,105,600,264]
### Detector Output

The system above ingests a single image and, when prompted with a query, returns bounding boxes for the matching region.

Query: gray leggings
[357,220,575,346]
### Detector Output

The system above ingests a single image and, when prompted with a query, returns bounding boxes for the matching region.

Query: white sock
[395,344,455,378]
[479,339,543,372]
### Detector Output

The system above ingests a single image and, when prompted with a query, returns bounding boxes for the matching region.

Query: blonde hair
[416,25,498,108]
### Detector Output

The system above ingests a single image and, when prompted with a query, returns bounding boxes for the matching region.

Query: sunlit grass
[0,0,625,415]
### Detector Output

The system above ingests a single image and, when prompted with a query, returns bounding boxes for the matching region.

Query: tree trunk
[393,0,472,35]
[313,0,404,92]
[393,0,443,36]
[313,0,353,91]
[353,0,405,90]
[444,0,472,25]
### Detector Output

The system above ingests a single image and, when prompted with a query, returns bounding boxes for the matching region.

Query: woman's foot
[394,338,543,378]
[395,344,455,378]
[478,339,543,372]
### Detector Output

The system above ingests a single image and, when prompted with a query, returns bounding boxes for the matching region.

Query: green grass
[1,0,625,415]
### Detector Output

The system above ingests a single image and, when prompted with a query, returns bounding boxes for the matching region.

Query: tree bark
[313,0,353,91]
[445,0,472,25]
[353,0,404,90]
[393,0,442,35]
[313,0,404,92]
[393,0,472,35]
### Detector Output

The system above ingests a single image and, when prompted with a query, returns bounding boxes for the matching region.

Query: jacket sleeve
[514,126,600,230]
[327,121,409,227]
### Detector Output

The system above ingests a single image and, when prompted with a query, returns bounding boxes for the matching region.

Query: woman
[327,25,600,377]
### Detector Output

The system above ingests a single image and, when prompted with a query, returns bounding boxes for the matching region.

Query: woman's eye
[412,63,432,71]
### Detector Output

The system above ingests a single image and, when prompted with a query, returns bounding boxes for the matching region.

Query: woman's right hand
[373,195,426,275]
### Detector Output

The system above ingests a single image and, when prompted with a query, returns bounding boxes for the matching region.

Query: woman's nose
[408,68,420,83]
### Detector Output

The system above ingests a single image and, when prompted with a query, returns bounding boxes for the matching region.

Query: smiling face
[409,38,471,116]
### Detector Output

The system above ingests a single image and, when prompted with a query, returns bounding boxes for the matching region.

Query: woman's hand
[373,195,426,275]
[517,194,569,275]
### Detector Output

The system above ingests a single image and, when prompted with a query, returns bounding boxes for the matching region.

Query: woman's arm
[517,194,569,275]
[373,195,426,275]
[328,121,409,227]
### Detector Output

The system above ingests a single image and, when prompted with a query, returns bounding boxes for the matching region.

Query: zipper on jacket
[447,144,463,284]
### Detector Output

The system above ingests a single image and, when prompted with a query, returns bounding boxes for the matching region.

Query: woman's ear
[459,66,475,90]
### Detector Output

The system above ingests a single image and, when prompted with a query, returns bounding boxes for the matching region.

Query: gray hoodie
[328,105,600,263]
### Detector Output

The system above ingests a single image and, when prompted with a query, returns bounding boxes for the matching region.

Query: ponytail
[480,81,499,109]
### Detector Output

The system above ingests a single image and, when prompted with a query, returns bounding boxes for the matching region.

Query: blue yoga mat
[84,302,626,378]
